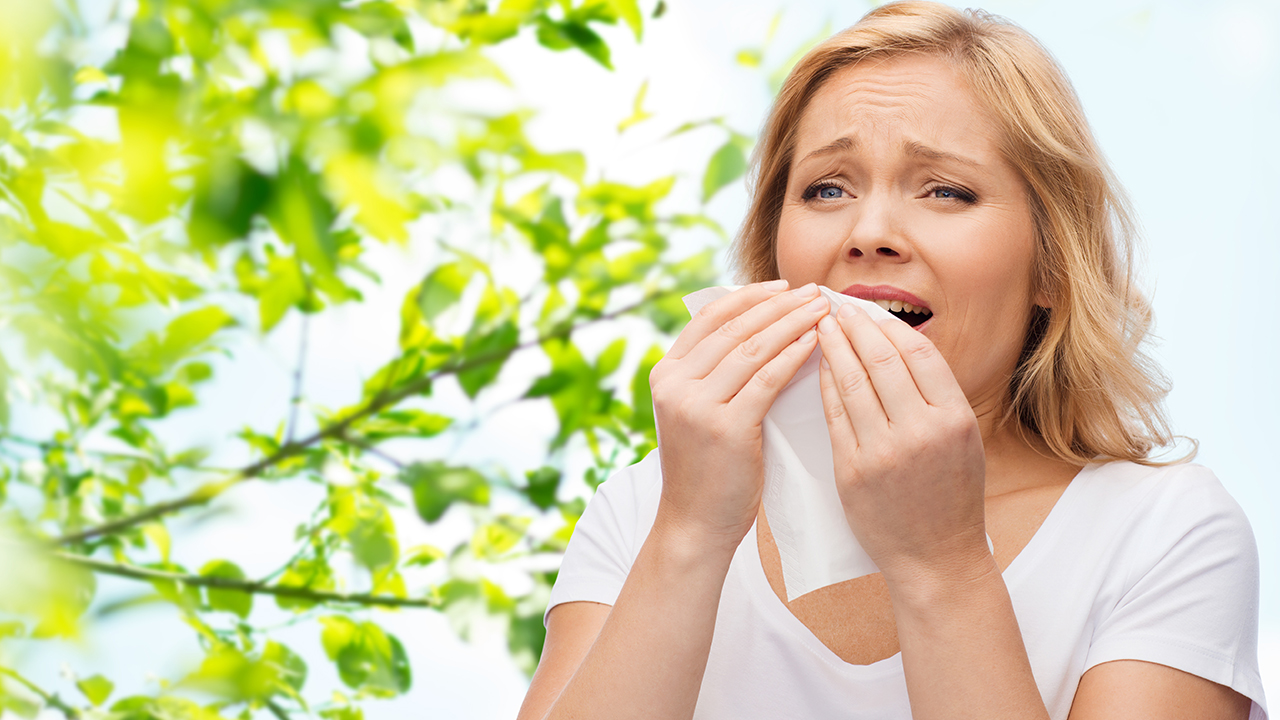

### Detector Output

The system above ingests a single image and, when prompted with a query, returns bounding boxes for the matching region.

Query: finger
[679,283,823,381]
[667,280,789,361]
[817,350,859,450]
[835,303,926,424]
[700,291,829,400]
[725,325,819,421]
[816,312,888,438]
[877,316,967,408]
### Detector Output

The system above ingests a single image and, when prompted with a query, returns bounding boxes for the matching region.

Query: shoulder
[544,450,664,622]
[1079,460,1256,551]
[584,449,663,547]
[1076,461,1266,713]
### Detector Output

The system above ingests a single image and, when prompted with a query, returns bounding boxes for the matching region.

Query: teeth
[873,298,932,315]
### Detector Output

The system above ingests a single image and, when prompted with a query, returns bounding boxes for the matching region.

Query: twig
[0,666,81,719]
[339,432,407,469]
[264,698,292,720]
[284,312,310,445]
[54,551,438,609]
[53,289,680,546]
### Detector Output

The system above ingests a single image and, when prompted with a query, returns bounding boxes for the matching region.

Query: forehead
[794,53,1006,163]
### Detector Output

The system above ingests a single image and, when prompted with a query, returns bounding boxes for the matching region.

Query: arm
[518,523,738,720]
[518,281,829,720]
[1069,660,1251,720]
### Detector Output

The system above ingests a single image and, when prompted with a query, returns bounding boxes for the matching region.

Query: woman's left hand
[816,303,990,589]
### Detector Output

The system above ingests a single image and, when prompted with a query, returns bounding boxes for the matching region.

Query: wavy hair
[732,0,1183,465]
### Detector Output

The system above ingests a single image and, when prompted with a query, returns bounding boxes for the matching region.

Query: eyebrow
[796,136,982,168]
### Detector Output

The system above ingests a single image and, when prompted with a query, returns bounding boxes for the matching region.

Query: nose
[842,194,911,263]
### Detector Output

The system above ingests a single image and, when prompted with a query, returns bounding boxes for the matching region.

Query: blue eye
[803,182,846,201]
[931,185,977,203]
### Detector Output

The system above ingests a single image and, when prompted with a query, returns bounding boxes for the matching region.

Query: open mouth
[869,299,933,328]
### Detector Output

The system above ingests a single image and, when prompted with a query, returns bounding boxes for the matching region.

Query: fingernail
[805,296,827,313]
[763,278,788,291]
[837,303,859,318]
[798,329,817,344]
[818,315,837,334]
[792,283,818,298]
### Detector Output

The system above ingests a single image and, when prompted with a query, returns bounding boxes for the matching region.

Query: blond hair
[733,0,1182,465]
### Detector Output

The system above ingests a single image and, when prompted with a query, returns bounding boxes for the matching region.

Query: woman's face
[776,53,1040,415]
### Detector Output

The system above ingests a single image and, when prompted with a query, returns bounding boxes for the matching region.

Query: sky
[11,0,1279,718]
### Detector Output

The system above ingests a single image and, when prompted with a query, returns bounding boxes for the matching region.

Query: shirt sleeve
[544,451,661,625]
[1084,464,1268,718]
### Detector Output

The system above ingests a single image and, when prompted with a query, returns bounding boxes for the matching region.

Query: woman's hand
[815,303,989,588]
[649,281,829,555]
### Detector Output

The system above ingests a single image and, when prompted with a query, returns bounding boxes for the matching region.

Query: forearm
[889,551,1049,720]
[546,518,735,720]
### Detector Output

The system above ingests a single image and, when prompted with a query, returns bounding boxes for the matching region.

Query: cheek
[775,205,850,284]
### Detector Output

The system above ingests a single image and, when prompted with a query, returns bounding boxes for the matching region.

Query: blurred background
[0,0,1275,718]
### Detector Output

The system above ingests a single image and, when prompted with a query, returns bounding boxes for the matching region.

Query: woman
[518,3,1266,719]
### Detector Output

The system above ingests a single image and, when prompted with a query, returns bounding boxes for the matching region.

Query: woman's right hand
[648,281,829,555]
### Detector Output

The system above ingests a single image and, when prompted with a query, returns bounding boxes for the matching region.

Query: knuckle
[734,333,765,363]
[716,315,747,341]
[838,369,870,396]
[862,347,900,370]
[752,362,781,390]
[823,397,849,424]
[903,338,938,362]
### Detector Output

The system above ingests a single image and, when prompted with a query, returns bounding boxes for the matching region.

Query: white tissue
[681,285,993,601]
[681,285,891,601]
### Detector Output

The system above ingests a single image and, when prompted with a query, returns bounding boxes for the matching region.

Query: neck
[978,412,1081,497]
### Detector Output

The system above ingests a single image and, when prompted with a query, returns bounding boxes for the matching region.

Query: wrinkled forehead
[790,53,1009,168]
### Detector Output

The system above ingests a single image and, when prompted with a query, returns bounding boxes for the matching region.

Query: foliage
[0,0,770,717]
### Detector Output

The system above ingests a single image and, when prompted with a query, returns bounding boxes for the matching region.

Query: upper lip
[840,284,932,312]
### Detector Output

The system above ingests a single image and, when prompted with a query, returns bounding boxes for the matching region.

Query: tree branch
[53,551,439,609]
[53,288,680,546]
[284,312,310,445]
[0,666,81,719]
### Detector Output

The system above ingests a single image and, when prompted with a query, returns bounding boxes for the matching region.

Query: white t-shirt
[547,452,1268,720]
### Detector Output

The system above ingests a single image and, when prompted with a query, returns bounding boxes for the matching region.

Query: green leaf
[359,409,452,441]
[701,139,749,202]
[471,515,530,559]
[612,0,643,40]
[536,18,613,69]
[457,319,518,398]
[417,262,474,321]
[76,675,114,706]
[319,617,411,697]
[276,558,335,612]
[259,254,309,332]
[327,489,399,571]
[158,306,234,365]
[617,79,653,133]
[188,155,270,248]
[200,559,252,619]
[262,640,308,694]
[596,338,626,377]
[630,344,663,432]
[267,155,338,276]
[523,466,561,511]
[402,544,445,567]
[401,461,489,523]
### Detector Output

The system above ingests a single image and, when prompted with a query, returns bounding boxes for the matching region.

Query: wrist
[649,510,746,570]
[880,532,1001,612]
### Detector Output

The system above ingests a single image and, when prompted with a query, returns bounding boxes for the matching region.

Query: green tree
[0,0,769,717]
